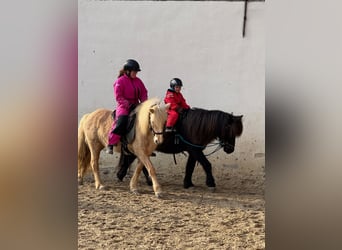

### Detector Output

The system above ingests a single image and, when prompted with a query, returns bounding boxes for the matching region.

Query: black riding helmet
[170,78,183,89]
[123,59,141,72]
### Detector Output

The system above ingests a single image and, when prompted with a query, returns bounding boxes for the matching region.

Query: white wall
[79,1,265,170]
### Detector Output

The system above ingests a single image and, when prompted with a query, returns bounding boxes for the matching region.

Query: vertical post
[242,0,248,37]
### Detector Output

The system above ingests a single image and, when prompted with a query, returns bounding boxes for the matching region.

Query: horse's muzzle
[224,145,235,154]
[153,135,163,145]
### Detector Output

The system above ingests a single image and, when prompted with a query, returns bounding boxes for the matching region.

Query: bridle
[174,118,236,156]
[148,107,164,136]
[220,140,235,150]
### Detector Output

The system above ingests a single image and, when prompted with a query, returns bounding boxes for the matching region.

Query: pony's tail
[78,114,91,184]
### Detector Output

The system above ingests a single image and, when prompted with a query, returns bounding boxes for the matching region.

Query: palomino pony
[117,108,243,190]
[78,98,170,197]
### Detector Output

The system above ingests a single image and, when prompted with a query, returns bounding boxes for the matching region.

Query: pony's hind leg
[88,144,106,190]
[184,154,196,188]
[78,149,91,186]
[91,156,105,189]
[78,164,86,185]
[78,127,91,186]
[130,161,144,194]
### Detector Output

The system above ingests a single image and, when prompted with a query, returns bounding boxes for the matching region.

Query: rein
[175,134,234,157]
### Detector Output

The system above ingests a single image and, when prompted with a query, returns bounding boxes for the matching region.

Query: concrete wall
[79,1,264,171]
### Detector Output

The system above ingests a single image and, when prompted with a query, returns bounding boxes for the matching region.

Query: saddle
[160,109,190,147]
[111,107,137,146]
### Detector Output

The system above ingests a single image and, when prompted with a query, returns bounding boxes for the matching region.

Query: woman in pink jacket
[106,59,148,154]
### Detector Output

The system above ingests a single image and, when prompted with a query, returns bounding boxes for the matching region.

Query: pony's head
[221,114,243,154]
[148,102,170,144]
[136,98,170,144]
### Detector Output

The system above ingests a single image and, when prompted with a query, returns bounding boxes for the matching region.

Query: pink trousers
[108,121,121,146]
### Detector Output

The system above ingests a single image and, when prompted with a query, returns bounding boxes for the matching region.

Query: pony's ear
[149,107,155,114]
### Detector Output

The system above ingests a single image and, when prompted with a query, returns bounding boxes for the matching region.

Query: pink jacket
[114,74,148,116]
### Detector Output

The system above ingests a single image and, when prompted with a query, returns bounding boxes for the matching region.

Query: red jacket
[164,89,190,111]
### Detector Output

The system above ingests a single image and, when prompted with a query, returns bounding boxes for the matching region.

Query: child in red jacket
[164,78,190,132]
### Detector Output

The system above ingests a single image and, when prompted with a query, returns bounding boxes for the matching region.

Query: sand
[78,153,265,249]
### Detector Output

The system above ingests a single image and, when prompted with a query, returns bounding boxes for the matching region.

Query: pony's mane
[232,115,243,136]
[181,108,239,144]
[135,97,161,134]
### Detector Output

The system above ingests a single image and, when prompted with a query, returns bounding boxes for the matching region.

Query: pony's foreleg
[142,167,152,186]
[139,156,162,198]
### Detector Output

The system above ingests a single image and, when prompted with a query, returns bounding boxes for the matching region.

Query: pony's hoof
[146,179,153,186]
[131,189,140,195]
[184,182,194,189]
[208,187,216,193]
[155,192,162,198]
[116,173,125,181]
[98,185,109,190]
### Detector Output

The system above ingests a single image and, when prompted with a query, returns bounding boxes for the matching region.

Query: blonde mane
[135,97,161,136]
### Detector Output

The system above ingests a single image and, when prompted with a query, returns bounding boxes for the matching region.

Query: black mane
[177,108,233,145]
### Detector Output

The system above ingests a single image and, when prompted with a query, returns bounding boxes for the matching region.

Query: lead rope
[173,133,226,159]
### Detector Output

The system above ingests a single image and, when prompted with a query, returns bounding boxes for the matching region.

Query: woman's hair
[118,68,125,78]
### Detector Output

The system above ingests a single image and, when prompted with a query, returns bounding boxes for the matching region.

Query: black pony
[117,108,243,189]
